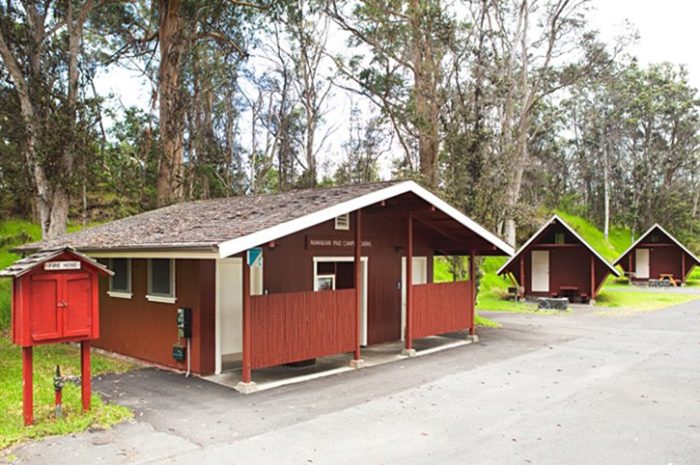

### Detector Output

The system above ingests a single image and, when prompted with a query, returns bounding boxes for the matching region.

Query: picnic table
[659,274,678,287]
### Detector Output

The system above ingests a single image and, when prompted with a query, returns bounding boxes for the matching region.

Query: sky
[590,0,700,89]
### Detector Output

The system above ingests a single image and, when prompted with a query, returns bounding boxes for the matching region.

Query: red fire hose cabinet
[0,247,112,425]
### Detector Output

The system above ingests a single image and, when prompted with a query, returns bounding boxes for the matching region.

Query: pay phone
[173,307,192,365]
[177,307,192,339]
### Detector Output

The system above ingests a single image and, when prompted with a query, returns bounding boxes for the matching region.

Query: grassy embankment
[0,220,133,450]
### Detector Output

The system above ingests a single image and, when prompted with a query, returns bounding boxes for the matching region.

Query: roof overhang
[217,181,514,259]
[0,247,113,278]
[497,215,620,277]
[613,223,700,266]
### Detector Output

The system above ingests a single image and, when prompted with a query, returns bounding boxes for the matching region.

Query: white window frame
[108,258,132,299]
[147,258,177,304]
[314,274,336,291]
[334,213,350,230]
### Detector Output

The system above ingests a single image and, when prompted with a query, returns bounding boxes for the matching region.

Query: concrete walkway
[206,332,472,392]
[5,300,700,465]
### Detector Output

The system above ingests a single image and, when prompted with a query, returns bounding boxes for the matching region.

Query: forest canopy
[0,0,697,252]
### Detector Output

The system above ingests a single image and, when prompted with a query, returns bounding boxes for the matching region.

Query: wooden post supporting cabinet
[0,248,111,426]
[22,347,33,426]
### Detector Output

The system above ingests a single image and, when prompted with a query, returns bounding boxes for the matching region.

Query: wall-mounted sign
[44,261,81,271]
[247,247,263,267]
[306,236,372,250]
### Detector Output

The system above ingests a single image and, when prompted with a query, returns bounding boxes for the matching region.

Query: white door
[531,250,550,293]
[218,259,243,363]
[216,257,264,373]
[636,249,650,279]
[401,256,428,340]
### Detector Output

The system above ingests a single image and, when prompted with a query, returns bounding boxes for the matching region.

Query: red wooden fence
[250,289,356,369]
[413,281,473,339]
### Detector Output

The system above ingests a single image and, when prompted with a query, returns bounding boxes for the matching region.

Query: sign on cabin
[306,235,373,250]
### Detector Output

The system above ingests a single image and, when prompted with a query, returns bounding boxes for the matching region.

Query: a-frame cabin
[498,216,619,302]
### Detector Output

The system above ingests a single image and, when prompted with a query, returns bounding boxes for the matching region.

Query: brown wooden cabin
[15,181,512,387]
[613,224,699,286]
[497,216,619,303]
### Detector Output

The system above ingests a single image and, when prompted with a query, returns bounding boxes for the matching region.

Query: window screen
[110,258,130,292]
[150,259,173,296]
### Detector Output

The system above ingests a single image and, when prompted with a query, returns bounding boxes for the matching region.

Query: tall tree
[327,0,451,188]
[0,0,115,238]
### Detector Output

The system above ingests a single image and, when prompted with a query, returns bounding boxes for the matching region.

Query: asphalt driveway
[5,300,700,465]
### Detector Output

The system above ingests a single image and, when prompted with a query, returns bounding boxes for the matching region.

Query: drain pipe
[186,338,191,377]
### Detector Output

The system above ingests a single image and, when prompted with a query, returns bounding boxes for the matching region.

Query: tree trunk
[410,0,440,188]
[157,0,186,206]
[602,121,610,240]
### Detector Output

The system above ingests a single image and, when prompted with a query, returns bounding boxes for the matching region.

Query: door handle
[57,301,68,308]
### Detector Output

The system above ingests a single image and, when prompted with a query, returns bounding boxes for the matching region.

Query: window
[554,232,566,244]
[315,275,335,291]
[147,259,176,303]
[335,213,350,230]
[108,258,132,298]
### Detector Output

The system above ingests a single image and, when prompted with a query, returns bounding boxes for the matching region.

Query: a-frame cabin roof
[497,215,620,277]
[15,181,514,259]
[613,224,700,267]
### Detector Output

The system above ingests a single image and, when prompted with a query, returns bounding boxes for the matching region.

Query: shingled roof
[0,247,112,278]
[15,181,514,258]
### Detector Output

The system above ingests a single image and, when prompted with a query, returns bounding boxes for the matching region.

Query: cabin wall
[262,211,434,345]
[649,247,683,279]
[522,248,594,297]
[505,222,610,298]
[96,259,216,375]
[621,245,691,281]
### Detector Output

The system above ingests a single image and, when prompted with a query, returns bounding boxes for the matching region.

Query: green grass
[0,219,133,450]
[554,210,632,262]
[686,267,700,287]
[0,220,43,331]
[0,338,134,450]
[595,290,700,312]
[474,314,501,328]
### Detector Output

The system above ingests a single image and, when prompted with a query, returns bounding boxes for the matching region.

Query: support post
[352,209,363,367]
[22,346,33,426]
[80,341,91,412]
[242,256,252,384]
[404,212,414,355]
[628,253,633,280]
[236,255,257,393]
[681,253,686,285]
[590,255,596,302]
[469,251,476,336]
[519,254,525,299]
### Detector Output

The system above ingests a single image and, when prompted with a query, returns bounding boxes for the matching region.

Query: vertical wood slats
[412,281,473,339]
[250,289,356,369]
